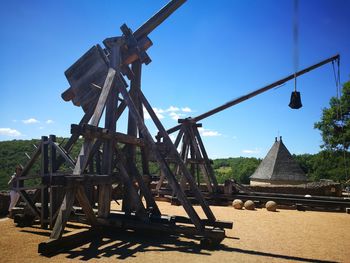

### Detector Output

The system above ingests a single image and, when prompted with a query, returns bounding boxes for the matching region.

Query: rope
[293,0,299,92]
[332,58,349,182]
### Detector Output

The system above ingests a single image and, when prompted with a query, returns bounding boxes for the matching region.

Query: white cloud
[198,127,221,137]
[0,128,21,137]
[242,148,261,154]
[12,120,17,123]
[181,107,192,113]
[169,112,184,121]
[143,107,164,120]
[166,106,180,112]
[22,118,39,124]
[143,107,151,120]
[153,107,165,114]
[46,119,54,124]
[153,108,165,119]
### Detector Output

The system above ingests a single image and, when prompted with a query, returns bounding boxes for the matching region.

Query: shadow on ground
[18,226,336,263]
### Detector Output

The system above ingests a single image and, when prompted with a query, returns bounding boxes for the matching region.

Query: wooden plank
[139,91,216,223]
[90,67,117,126]
[186,127,213,193]
[124,60,141,211]
[50,186,77,240]
[115,100,126,121]
[41,136,49,229]
[132,61,151,176]
[178,139,190,192]
[39,228,96,255]
[18,190,40,218]
[71,124,145,146]
[76,185,97,225]
[97,184,111,218]
[49,135,59,228]
[52,143,75,169]
[116,160,147,219]
[192,126,218,190]
[55,105,95,170]
[116,147,160,216]
[73,49,119,175]
[20,141,42,177]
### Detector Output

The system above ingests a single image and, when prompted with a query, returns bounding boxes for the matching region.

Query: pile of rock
[231,199,278,212]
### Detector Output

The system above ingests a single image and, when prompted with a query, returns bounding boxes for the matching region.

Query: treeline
[213,152,349,185]
[0,139,349,190]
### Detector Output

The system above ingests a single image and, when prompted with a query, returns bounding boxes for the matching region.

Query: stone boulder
[244,200,255,210]
[265,201,278,212]
[232,199,243,209]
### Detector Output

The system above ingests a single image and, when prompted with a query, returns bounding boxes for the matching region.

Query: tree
[314,80,350,151]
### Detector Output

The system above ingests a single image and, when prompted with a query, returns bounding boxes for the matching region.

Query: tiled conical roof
[250,137,307,182]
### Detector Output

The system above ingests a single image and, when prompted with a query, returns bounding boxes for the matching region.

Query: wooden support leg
[50,186,77,240]
[127,157,161,216]
[73,67,118,175]
[18,190,40,218]
[76,185,97,225]
[41,136,49,229]
[116,160,147,219]
[193,126,218,192]
[97,184,111,218]
[187,127,213,193]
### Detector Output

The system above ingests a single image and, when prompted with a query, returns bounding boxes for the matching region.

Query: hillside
[0,139,349,190]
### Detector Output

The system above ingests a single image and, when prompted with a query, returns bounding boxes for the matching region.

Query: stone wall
[247,182,343,197]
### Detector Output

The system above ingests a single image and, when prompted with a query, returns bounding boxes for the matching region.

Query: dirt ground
[0,202,349,263]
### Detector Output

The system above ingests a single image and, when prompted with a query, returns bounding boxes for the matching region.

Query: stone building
[250,136,307,186]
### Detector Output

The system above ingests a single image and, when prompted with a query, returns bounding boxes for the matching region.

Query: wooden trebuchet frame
[6,0,233,254]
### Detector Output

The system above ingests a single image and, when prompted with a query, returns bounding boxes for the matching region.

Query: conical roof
[250,137,307,182]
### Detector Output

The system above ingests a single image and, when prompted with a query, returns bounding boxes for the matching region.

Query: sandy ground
[0,202,349,263]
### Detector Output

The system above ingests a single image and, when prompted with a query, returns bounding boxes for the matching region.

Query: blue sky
[0,0,349,158]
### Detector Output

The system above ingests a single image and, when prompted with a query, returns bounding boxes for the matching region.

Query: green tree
[314,80,350,151]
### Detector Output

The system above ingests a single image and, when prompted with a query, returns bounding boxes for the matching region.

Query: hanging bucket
[289,91,302,109]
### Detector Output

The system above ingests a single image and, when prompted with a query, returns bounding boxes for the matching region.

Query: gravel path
[0,202,349,263]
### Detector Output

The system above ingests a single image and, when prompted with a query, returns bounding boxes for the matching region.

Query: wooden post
[50,185,77,240]
[49,135,59,228]
[41,136,49,229]
[193,126,218,191]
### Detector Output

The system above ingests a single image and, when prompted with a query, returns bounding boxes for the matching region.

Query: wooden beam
[41,136,49,228]
[76,185,97,225]
[186,126,213,193]
[18,190,40,218]
[116,160,147,219]
[50,185,77,240]
[70,124,145,147]
[193,126,218,190]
